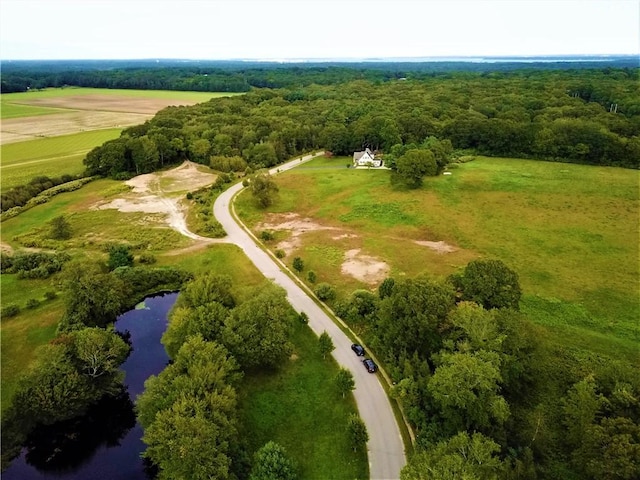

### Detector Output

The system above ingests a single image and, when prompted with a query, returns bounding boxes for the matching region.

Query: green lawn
[237,155,640,361]
[0,129,122,191]
[238,318,368,479]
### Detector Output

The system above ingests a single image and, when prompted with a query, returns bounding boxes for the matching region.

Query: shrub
[275,249,286,259]
[186,192,193,200]
[204,220,226,238]
[44,291,57,300]
[48,215,72,240]
[138,253,157,265]
[307,270,317,283]
[108,244,134,271]
[2,304,20,318]
[26,298,40,309]
[260,230,275,241]
[314,283,336,302]
[292,257,304,273]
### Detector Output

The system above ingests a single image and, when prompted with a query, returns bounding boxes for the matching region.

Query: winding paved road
[213,153,406,479]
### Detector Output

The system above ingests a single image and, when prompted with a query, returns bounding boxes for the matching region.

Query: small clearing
[95,161,220,243]
[341,249,390,285]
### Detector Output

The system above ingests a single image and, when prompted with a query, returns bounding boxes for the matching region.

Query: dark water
[3,292,177,480]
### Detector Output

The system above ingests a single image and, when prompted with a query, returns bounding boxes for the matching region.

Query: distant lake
[3,292,178,480]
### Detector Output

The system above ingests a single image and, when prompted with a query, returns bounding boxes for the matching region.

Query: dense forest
[77,67,639,187]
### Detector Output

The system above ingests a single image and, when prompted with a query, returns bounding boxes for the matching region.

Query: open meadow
[236,155,640,362]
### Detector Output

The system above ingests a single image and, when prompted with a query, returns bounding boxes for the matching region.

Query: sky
[1,0,638,60]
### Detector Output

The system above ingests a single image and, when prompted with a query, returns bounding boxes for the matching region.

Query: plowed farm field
[0,88,238,191]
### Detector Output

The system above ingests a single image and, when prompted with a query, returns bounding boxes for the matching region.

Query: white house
[352,148,383,167]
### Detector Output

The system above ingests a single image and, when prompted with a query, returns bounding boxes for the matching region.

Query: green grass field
[237,155,640,361]
[0,129,122,191]
[239,318,368,479]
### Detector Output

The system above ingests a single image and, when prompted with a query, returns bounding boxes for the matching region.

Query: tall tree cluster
[332,258,639,479]
[140,275,297,478]
[82,68,639,183]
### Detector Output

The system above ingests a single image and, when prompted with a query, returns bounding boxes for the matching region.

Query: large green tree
[395,149,438,188]
[377,276,456,363]
[161,301,230,359]
[250,170,279,208]
[400,431,506,480]
[222,284,293,369]
[59,261,127,330]
[428,351,509,432]
[457,259,522,310]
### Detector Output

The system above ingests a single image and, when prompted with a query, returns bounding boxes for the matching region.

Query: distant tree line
[2,57,639,93]
[80,68,639,180]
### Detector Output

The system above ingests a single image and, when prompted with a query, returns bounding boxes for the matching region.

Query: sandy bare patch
[414,240,457,254]
[0,242,14,254]
[341,249,390,285]
[332,233,358,240]
[95,161,220,243]
[257,213,340,255]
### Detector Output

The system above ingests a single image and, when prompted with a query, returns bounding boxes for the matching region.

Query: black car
[363,358,377,373]
[351,344,365,356]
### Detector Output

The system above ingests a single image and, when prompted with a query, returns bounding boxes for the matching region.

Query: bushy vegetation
[0,251,70,279]
[1,174,82,212]
[329,259,640,479]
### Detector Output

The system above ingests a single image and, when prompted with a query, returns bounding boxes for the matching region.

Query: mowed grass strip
[0,102,68,119]
[239,318,368,480]
[0,129,121,191]
[240,155,639,352]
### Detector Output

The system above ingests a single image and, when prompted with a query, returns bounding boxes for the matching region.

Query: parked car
[363,358,377,373]
[351,343,365,356]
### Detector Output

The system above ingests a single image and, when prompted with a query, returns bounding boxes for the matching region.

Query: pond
[3,292,178,480]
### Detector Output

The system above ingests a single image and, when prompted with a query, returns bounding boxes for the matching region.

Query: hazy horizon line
[2,53,638,63]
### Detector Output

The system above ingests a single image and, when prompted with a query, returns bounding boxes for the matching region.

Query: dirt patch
[341,249,390,285]
[20,95,205,115]
[0,242,14,254]
[257,213,340,255]
[414,240,457,254]
[94,161,220,243]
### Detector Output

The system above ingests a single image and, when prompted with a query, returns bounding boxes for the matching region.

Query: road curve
[213,153,406,479]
